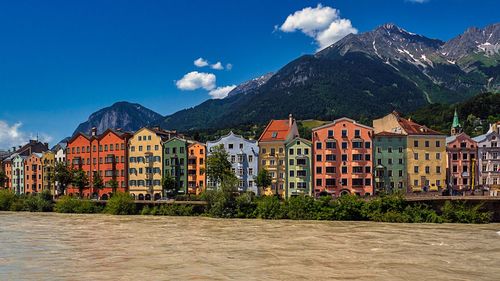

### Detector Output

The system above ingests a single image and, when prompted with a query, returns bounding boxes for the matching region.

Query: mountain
[156,23,499,132]
[73,101,163,135]
[227,73,274,97]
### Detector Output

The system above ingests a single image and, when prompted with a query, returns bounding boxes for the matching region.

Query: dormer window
[272,132,278,138]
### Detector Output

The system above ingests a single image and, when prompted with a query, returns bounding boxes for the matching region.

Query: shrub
[331,195,366,221]
[441,201,492,224]
[157,204,196,216]
[235,192,257,218]
[285,196,319,220]
[140,205,152,215]
[9,196,26,211]
[202,190,237,218]
[24,191,53,212]
[104,192,136,215]
[54,196,100,213]
[255,196,285,219]
[403,204,443,223]
[0,189,17,211]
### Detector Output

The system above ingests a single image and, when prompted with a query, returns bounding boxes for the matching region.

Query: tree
[73,168,89,198]
[162,174,176,199]
[0,170,7,189]
[206,144,232,188]
[255,168,272,195]
[92,172,104,191]
[54,162,73,196]
[108,179,119,195]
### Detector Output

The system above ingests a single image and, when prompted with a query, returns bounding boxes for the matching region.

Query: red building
[446,133,478,193]
[312,118,374,197]
[66,128,131,199]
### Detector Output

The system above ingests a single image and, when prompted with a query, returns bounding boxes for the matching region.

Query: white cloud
[406,0,428,3]
[176,71,216,91]
[0,120,52,150]
[208,85,237,99]
[226,63,233,70]
[194,57,209,67]
[211,61,224,70]
[279,4,357,51]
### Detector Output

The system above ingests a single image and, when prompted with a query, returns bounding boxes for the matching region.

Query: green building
[373,132,408,193]
[163,137,188,195]
[285,137,312,198]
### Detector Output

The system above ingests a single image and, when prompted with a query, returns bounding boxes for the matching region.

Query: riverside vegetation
[0,189,492,224]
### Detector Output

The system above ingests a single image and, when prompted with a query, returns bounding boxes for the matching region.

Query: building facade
[11,154,26,194]
[128,127,171,200]
[446,133,478,193]
[206,131,259,194]
[66,128,131,199]
[312,117,374,197]
[2,156,13,190]
[474,123,500,191]
[187,142,206,195]
[258,114,299,197]
[24,153,43,194]
[373,112,447,192]
[285,137,312,198]
[163,137,188,195]
[373,132,408,193]
[42,151,56,195]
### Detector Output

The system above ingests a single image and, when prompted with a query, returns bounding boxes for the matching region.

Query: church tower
[450,109,462,136]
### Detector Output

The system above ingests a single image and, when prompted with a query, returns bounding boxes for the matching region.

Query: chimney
[44,142,49,149]
[288,114,293,128]
[12,147,16,152]
[91,127,97,137]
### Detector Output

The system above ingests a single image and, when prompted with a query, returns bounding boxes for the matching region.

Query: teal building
[373,132,408,193]
[285,137,312,198]
[163,137,188,195]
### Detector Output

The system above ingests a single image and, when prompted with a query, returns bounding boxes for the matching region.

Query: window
[425,153,430,160]
[352,141,363,148]
[316,155,322,162]
[342,130,348,137]
[248,155,253,162]
[388,158,393,165]
[352,166,363,174]
[398,147,403,153]
[352,179,364,186]
[289,159,294,166]
[289,182,295,189]
[425,166,430,174]
[289,171,295,177]
[316,142,322,150]
[328,130,334,137]
[316,167,322,174]
[425,141,429,147]
[289,148,294,155]
[365,154,371,161]
[365,166,371,173]
[326,179,335,187]
[270,148,275,156]
[354,130,360,138]
[365,142,371,149]
[436,153,441,160]
[436,166,441,174]
[414,140,419,147]
[326,154,336,161]
[353,154,363,161]
[249,168,253,175]
[388,147,393,153]
[326,167,336,174]
[341,166,347,174]
[297,148,302,155]
[326,141,336,149]
[341,179,348,186]
[228,144,234,149]
[341,142,348,149]
[453,165,458,173]
[414,166,419,173]
[436,141,441,147]
[414,153,419,160]
[341,154,347,161]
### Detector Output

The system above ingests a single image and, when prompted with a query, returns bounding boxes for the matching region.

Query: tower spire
[451,108,462,136]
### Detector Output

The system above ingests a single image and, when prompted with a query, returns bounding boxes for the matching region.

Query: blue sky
[0,0,498,149]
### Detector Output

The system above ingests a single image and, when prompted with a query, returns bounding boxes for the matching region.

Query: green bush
[104,192,136,215]
[158,204,195,216]
[140,205,152,215]
[24,191,53,212]
[255,196,285,219]
[9,196,26,211]
[235,192,257,218]
[54,196,100,213]
[202,190,237,218]
[0,189,17,211]
[285,196,319,220]
[441,201,492,224]
[331,195,366,221]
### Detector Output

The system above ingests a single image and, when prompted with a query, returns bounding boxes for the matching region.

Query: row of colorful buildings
[1,111,499,199]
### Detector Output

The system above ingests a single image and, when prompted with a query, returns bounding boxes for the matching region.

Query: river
[0,212,499,280]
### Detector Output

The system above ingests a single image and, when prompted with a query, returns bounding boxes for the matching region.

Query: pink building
[312,118,374,197]
[446,133,478,193]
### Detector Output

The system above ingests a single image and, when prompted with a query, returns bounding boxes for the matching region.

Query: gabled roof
[206,131,257,145]
[312,117,374,131]
[258,119,296,142]
[397,117,443,136]
[374,131,404,137]
[473,130,500,143]
[285,137,312,147]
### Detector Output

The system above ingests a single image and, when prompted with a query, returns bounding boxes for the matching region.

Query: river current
[0,212,499,280]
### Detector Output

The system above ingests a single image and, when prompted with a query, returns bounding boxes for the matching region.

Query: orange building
[3,157,13,190]
[187,142,206,195]
[24,153,43,194]
[66,128,131,199]
[312,117,374,197]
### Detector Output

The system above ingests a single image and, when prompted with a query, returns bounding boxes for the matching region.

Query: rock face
[73,102,163,135]
[153,23,499,132]
[227,73,274,97]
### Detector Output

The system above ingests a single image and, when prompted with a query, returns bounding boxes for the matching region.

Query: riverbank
[0,190,494,223]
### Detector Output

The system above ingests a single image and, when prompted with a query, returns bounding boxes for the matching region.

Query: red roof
[374,131,403,137]
[258,119,294,142]
[398,117,443,135]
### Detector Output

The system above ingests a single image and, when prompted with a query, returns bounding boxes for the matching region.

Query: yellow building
[373,112,446,192]
[128,127,175,200]
[41,151,56,195]
[258,114,299,197]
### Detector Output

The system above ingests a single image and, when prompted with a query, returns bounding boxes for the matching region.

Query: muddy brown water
[0,212,499,280]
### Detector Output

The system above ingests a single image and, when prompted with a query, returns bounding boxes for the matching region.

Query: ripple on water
[0,212,499,281]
